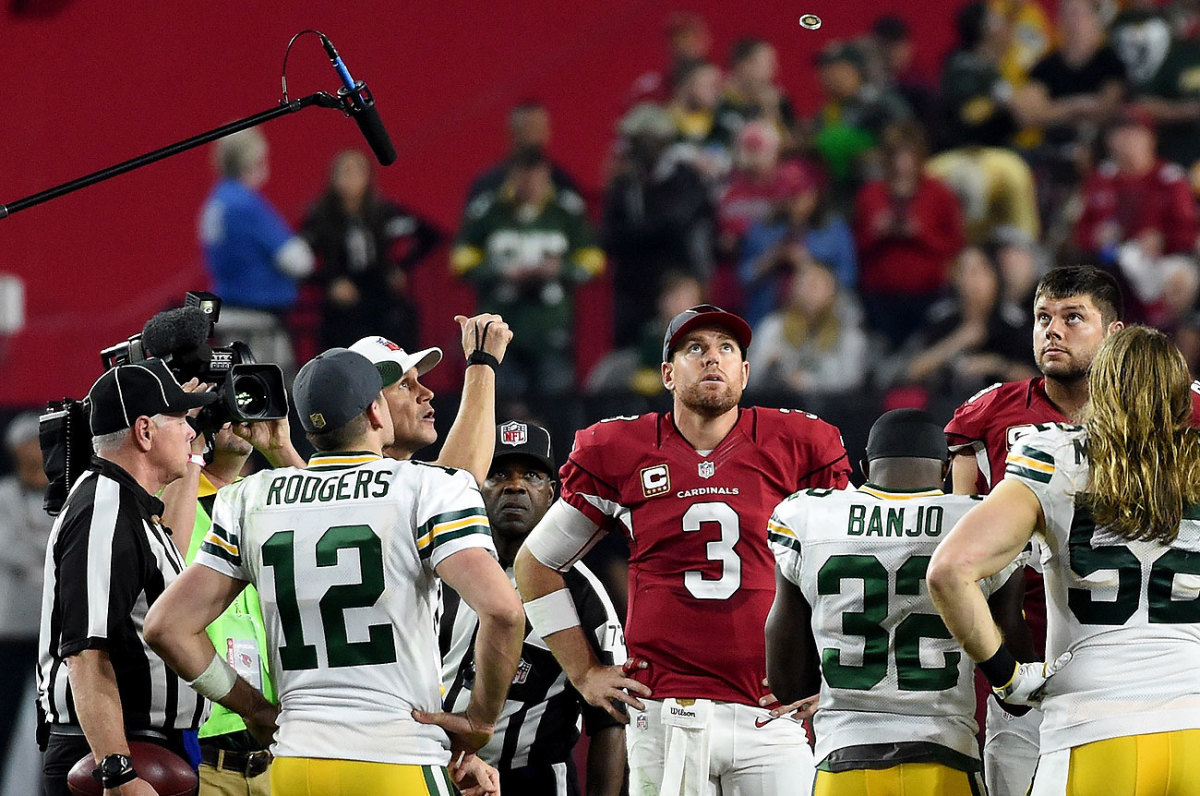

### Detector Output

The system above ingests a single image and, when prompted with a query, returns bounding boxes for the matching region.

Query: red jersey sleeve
[945,382,1004,454]
[800,416,852,489]
[558,418,635,529]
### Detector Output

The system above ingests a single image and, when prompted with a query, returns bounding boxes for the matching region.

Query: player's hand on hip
[456,314,512,363]
[992,651,1072,714]
[451,753,501,796]
[759,679,819,720]
[412,708,495,757]
[574,659,652,723]
[243,702,280,749]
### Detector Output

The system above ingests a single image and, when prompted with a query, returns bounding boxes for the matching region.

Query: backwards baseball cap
[865,408,949,462]
[88,359,219,436]
[349,336,443,387]
[493,419,555,476]
[294,348,383,434]
[662,304,753,362]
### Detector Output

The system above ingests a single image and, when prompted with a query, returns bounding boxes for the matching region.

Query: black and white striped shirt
[439,562,625,780]
[36,457,206,737]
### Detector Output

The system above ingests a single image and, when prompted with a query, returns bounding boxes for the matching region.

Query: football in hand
[68,741,197,796]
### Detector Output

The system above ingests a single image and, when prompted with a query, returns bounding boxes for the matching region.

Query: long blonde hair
[1083,326,1200,544]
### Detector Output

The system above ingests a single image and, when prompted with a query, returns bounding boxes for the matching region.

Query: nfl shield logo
[698,461,715,479]
[500,420,527,446]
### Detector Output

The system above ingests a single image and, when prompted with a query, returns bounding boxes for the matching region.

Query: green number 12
[262,524,397,671]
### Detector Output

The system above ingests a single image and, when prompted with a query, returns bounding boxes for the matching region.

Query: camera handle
[0,91,344,220]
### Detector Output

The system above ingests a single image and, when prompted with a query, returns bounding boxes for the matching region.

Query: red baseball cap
[662,304,753,362]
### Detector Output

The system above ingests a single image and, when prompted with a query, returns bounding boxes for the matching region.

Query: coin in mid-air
[799,14,822,30]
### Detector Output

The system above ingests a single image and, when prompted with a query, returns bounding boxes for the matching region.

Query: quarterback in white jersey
[767,409,1022,796]
[930,327,1200,796]
[148,348,523,796]
[200,452,494,764]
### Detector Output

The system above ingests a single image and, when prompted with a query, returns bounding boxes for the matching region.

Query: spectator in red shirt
[853,121,966,348]
[1073,107,1200,327]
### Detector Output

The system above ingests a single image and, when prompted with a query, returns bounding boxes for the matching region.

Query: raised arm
[434,314,512,484]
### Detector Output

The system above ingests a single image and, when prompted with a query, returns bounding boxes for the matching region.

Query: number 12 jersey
[197,452,495,766]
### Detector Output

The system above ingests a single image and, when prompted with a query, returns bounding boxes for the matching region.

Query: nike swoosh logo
[754,716,776,728]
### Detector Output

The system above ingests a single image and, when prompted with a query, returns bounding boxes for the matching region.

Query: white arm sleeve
[523,500,606,571]
[275,236,315,278]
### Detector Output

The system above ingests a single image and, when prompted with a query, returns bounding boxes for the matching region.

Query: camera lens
[232,373,269,418]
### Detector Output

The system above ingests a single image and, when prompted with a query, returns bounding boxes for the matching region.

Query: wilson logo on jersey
[640,464,670,497]
[698,461,715,479]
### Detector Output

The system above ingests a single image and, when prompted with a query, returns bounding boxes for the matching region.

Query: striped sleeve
[195,484,248,580]
[56,474,142,656]
[768,493,806,586]
[417,469,495,571]
[1005,442,1056,485]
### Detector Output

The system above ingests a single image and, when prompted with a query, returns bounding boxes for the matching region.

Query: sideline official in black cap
[38,359,216,795]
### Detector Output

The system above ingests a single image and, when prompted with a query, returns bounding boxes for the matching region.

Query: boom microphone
[142,307,213,375]
[321,36,397,166]
[142,307,211,357]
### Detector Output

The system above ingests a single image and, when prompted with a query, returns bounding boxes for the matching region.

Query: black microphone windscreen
[353,101,397,166]
[142,307,211,357]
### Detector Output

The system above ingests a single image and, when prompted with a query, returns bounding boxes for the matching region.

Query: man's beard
[1040,355,1090,384]
[678,381,741,418]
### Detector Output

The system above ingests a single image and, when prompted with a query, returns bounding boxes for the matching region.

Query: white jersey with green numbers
[196,452,495,766]
[769,484,1012,769]
[1004,424,1200,754]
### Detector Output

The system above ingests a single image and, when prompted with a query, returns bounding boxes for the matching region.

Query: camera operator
[37,359,217,796]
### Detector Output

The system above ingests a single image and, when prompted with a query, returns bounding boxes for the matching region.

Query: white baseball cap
[349,336,443,386]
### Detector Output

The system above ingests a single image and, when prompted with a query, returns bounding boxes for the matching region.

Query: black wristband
[978,644,1019,689]
[466,350,500,370]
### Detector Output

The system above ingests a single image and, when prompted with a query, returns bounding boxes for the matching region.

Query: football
[67,741,197,796]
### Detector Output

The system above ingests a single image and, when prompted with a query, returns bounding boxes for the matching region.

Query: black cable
[280,29,328,103]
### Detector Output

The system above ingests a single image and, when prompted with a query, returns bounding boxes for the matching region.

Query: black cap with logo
[492,420,555,476]
[294,348,384,434]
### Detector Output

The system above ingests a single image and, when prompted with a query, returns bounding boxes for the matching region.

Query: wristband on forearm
[188,652,238,701]
[978,644,1020,690]
[524,588,581,637]
[466,349,500,370]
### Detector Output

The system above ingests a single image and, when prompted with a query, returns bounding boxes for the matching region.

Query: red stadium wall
[0,0,967,406]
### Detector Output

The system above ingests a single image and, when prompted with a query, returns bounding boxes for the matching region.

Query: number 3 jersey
[1004,426,1200,754]
[769,486,1015,768]
[559,408,850,706]
[196,452,496,766]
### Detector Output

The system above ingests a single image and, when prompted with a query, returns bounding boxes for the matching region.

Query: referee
[440,420,628,796]
[36,359,214,795]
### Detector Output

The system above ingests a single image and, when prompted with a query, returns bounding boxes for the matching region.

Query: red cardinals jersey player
[516,305,850,796]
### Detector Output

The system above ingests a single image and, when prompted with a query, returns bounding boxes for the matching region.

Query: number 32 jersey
[769,486,1013,767]
[197,452,495,766]
[1005,426,1200,754]
[559,408,850,705]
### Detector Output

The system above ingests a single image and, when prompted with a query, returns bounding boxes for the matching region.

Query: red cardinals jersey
[945,379,1070,494]
[559,407,850,706]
